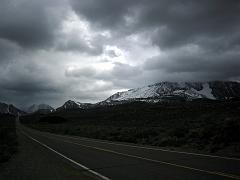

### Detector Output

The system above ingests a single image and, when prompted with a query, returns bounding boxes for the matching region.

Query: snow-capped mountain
[102,81,240,104]
[56,100,92,111]
[0,102,25,115]
[55,81,240,111]
[27,104,55,113]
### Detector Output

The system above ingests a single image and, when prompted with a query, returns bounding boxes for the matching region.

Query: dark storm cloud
[1,78,59,94]
[0,60,62,94]
[144,48,240,80]
[0,0,67,49]
[70,0,136,28]
[0,38,20,62]
[0,62,63,108]
[70,0,240,80]
[0,86,63,109]
[139,0,240,50]
[70,0,240,49]
[0,0,75,107]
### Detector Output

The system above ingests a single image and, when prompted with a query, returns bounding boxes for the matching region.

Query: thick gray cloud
[70,0,240,80]
[112,63,142,79]
[55,32,105,55]
[144,46,240,81]
[0,38,20,62]
[70,0,240,46]
[0,0,67,49]
[73,2,239,71]
[0,0,240,108]
[70,0,136,29]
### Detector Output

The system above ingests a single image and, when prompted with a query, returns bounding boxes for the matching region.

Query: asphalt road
[0,125,100,180]
[2,121,240,180]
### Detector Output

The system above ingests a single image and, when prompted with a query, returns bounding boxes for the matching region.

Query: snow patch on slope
[196,83,216,99]
[115,86,158,101]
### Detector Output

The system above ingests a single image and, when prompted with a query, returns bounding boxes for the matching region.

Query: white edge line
[20,130,111,180]
[23,125,240,162]
[46,132,240,161]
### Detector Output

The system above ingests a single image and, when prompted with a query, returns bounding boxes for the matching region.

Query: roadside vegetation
[21,99,240,157]
[0,114,17,163]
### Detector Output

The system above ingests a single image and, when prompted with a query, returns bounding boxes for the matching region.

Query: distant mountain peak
[0,102,25,115]
[56,100,93,111]
[27,104,55,113]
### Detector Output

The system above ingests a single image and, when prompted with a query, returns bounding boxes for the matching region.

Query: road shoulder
[0,130,98,180]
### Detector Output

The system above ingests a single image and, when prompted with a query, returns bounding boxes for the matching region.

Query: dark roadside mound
[0,114,17,163]
[39,116,67,124]
[20,99,240,157]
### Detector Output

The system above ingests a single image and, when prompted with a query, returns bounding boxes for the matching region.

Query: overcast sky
[0,0,240,108]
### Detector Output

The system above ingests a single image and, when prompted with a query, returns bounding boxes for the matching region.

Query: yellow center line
[36,131,240,180]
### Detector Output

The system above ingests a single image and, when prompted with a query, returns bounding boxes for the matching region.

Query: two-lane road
[9,122,240,180]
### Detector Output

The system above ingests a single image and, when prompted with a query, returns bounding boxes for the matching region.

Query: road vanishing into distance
[1,121,240,180]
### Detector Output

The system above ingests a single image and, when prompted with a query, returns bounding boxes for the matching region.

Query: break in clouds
[0,0,240,108]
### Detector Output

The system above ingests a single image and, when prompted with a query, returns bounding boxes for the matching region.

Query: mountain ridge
[101,81,240,104]
[56,81,240,110]
[0,102,25,115]
[3,81,239,113]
